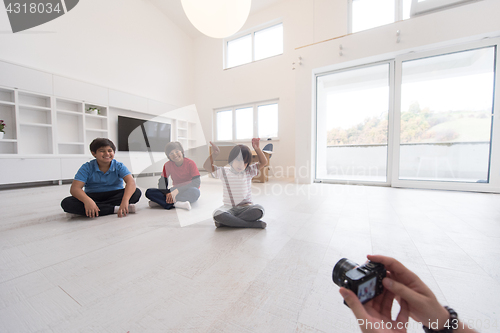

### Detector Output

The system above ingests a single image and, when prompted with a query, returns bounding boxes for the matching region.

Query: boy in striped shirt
[204,139,268,228]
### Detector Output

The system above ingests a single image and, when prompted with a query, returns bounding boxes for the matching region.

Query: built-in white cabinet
[0,89,47,155]
[53,75,108,106]
[0,87,17,154]
[17,91,54,154]
[0,85,110,185]
[174,119,197,150]
[56,99,85,154]
[109,89,148,113]
[60,157,93,179]
[0,87,109,156]
[0,61,52,95]
[0,158,62,184]
[0,60,203,185]
[84,103,109,151]
[54,98,109,155]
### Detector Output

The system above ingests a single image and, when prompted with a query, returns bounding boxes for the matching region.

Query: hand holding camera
[365,255,450,328]
[334,256,409,332]
[334,255,478,333]
[333,257,387,304]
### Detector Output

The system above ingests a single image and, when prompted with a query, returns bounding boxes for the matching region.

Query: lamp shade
[181,0,251,39]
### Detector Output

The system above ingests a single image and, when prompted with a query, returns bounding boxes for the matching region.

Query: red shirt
[162,158,200,188]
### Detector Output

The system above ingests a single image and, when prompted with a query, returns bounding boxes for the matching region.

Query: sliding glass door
[316,62,392,183]
[315,38,500,192]
[398,47,495,183]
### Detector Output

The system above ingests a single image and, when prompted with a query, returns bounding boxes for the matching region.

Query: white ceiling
[147,0,284,39]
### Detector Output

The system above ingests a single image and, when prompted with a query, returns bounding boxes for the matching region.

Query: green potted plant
[86,107,100,115]
[0,120,5,139]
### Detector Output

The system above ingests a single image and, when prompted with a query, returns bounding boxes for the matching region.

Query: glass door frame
[314,37,500,193]
[313,60,396,186]
[391,38,500,193]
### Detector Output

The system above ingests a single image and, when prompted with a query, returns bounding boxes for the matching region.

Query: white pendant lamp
[181,0,251,39]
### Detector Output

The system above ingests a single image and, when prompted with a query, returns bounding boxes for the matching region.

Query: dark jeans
[213,204,265,228]
[61,188,142,216]
[145,187,200,210]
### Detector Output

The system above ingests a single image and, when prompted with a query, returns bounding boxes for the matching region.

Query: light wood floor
[1,176,499,332]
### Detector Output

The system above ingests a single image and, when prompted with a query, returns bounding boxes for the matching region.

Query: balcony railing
[320,141,490,182]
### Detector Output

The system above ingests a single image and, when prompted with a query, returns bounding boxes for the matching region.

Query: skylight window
[225,22,283,69]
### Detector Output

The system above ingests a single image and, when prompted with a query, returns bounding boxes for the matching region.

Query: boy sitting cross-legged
[61,138,142,218]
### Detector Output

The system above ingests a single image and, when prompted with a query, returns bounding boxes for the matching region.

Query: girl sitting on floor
[204,139,268,228]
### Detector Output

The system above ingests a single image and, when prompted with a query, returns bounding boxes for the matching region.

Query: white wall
[193,0,305,177]
[0,0,194,107]
[2,0,500,183]
[193,0,500,181]
[295,0,500,183]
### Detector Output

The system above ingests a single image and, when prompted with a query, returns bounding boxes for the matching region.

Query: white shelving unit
[188,121,197,150]
[84,103,109,152]
[55,98,85,155]
[174,119,197,150]
[176,119,188,149]
[0,87,109,158]
[0,87,17,154]
[17,91,54,154]
[0,63,203,185]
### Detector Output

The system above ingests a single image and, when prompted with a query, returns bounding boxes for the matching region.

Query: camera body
[332,258,386,304]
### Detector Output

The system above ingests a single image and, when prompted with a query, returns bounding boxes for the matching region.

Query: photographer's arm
[341,254,479,333]
[370,255,478,333]
[340,286,409,333]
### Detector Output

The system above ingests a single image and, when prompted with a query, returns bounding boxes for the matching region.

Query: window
[216,110,232,141]
[215,101,279,141]
[225,22,283,69]
[350,0,477,33]
[399,47,495,182]
[227,35,252,68]
[254,24,283,61]
[235,107,253,140]
[350,0,410,33]
[315,38,500,193]
[316,63,391,183]
[351,0,396,33]
[258,104,278,138]
[410,0,477,17]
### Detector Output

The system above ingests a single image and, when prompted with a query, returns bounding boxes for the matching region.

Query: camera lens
[332,258,358,287]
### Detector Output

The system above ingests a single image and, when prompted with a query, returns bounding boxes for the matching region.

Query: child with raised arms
[204,138,268,228]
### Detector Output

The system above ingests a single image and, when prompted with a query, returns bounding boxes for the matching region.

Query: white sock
[128,204,136,213]
[149,201,161,208]
[174,201,191,211]
[114,204,136,214]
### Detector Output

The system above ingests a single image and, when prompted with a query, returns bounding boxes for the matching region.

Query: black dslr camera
[332,258,387,304]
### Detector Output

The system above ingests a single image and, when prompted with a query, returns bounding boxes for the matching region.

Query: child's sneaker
[148,201,161,208]
[174,201,191,211]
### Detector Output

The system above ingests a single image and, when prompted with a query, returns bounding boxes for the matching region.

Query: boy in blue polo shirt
[61,138,142,218]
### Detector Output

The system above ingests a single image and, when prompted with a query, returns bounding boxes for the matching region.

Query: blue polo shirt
[74,159,131,193]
